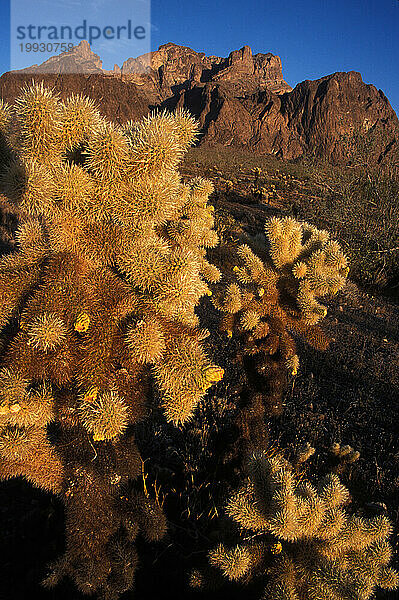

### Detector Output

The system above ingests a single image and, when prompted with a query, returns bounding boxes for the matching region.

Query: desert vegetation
[192,449,398,599]
[181,137,399,297]
[0,84,398,600]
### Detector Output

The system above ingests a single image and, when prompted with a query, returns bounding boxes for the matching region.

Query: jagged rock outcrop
[121,43,218,86]
[13,41,292,96]
[15,40,104,74]
[1,42,398,163]
[122,43,292,95]
[210,45,290,94]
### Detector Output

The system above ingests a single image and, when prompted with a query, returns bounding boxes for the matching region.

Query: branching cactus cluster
[210,217,349,453]
[194,451,398,600]
[213,216,349,375]
[0,83,223,597]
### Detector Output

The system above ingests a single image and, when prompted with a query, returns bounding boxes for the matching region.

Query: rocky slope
[171,70,399,161]
[0,70,154,124]
[2,41,398,163]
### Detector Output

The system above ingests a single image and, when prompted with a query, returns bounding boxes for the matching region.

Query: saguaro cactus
[0,82,222,597]
[193,450,398,600]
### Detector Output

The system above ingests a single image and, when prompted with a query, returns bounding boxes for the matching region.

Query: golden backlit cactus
[329,442,361,472]
[206,216,347,460]
[0,82,221,598]
[10,81,63,160]
[214,216,348,351]
[26,312,68,351]
[0,383,54,428]
[0,366,29,403]
[152,330,223,423]
[125,318,166,363]
[212,217,348,423]
[78,390,129,441]
[59,94,104,151]
[199,450,398,600]
[123,109,198,175]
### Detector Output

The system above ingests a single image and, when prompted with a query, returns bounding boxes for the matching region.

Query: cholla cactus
[329,442,361,473]
[0,82,222,597]
[210,217,348,454]
[199,451,398,600]
[214,216,348,344]
[214,217,347,387]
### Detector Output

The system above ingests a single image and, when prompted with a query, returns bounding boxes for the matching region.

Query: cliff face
[171,71,399,161]
[2,42,398,163]
[279,71,399,161]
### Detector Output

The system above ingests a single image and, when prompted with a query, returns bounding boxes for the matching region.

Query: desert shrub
[0,82,223,598]
[193,449,399,600]
[319,168,398,293]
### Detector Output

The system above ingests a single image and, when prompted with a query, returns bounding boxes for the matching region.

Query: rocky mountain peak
[119,43,292,94]
[13,40,292,94]
[2,41,397,164]
[72,40,97,59]
[228,45,253,64]
[15,39,103,74]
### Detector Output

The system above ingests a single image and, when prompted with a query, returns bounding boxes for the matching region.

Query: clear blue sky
[0,0,398,116]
